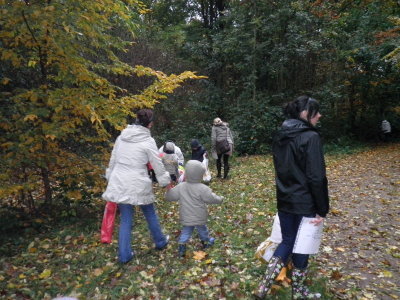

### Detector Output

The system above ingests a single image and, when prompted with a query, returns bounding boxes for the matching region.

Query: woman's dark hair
[283,95,320,123]
[135,109,154,127]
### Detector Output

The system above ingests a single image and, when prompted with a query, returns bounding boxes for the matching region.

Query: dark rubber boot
[253,256,284,299]
[292,268,321,299]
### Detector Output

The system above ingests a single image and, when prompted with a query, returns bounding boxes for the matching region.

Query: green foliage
[141,0,400,152]
[1,0,399,215]
[324,137,370,156]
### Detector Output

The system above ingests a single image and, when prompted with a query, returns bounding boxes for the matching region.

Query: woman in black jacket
[255,96,329,299]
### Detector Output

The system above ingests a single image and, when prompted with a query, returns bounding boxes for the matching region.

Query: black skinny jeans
[216,153,230,178]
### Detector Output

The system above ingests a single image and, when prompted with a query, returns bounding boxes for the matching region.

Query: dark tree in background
[137,0,399,154]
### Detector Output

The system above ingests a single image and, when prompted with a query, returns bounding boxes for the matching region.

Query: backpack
[216,139,230,154]
[216,127,230,154]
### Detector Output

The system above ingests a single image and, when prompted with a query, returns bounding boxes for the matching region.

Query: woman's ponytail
[283,95,320,122]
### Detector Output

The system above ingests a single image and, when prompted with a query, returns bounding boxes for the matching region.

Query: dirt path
[315,144,400,299]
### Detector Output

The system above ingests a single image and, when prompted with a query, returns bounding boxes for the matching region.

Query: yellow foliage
[0,0,205,209]
[24,114,38,122]
[193,251,207,260]
[39,269,52,279]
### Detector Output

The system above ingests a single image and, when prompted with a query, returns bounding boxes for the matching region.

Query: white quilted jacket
[102,124,170,205]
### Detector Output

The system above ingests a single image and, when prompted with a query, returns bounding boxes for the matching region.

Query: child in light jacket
[160,141,180,182]
[165,160,223,257]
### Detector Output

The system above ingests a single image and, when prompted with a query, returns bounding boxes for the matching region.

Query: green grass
[0,155,333,299]
[324,137,371,156]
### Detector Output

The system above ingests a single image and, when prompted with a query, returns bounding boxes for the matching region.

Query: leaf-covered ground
[316,144,400,300]
[0,144,398,299]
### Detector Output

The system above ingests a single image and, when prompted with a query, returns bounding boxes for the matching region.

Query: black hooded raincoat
[272,119,329,217]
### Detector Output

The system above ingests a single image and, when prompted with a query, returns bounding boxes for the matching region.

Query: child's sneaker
[202,237,215,249]
[155,235,169,250]
[178,244,186,257]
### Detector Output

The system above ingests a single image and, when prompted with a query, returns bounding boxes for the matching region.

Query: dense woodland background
[1,0,399,216]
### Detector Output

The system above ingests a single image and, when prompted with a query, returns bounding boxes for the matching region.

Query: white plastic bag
[255,238,279,263]
[255,214,282,263]
[269,214,282,243]
[202,155,212,182]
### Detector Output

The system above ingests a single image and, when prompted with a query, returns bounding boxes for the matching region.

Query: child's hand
[166,183,174,190]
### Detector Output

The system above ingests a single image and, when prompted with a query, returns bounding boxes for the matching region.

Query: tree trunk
[41,167,52,209]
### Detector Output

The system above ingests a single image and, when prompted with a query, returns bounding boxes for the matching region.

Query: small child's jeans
[178,225,210,244]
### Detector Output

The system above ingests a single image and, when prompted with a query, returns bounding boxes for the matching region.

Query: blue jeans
[273,211,315,269]
[118,203,168,263]
[178,225,210,244]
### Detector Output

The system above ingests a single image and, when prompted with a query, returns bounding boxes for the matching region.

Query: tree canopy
[1,0,399,213]
[142,0,400,152]
[0,0,204,212]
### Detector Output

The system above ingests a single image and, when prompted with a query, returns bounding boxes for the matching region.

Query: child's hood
[185,160,205,183]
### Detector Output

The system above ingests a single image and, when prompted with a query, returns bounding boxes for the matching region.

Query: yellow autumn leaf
[27,241,35,248]
[93,268,103,276]
[1,77,10,85]
[382,270,393,278]
[7,283,15,289]
[39,269,52,279]
[45,134,56,140]
[66,190,82,200]
[28,60,37,67]
[276,267,290,282]
[23,114,38,122]
[193,251,207,260]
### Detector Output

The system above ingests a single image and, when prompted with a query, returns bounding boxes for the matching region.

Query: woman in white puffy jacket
[102,109,171,263]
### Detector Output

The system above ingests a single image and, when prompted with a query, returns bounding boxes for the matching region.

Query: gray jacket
[165,160,222,226]
[211,123,234,158]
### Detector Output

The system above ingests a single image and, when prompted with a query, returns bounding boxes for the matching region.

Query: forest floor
[317,143,400,299]
[0,143,398,299]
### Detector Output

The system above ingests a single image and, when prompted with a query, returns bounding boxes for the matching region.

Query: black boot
[178,244,186,257]
[216,158,222,178]
[223,156,230,179]
[223,165,230,179]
